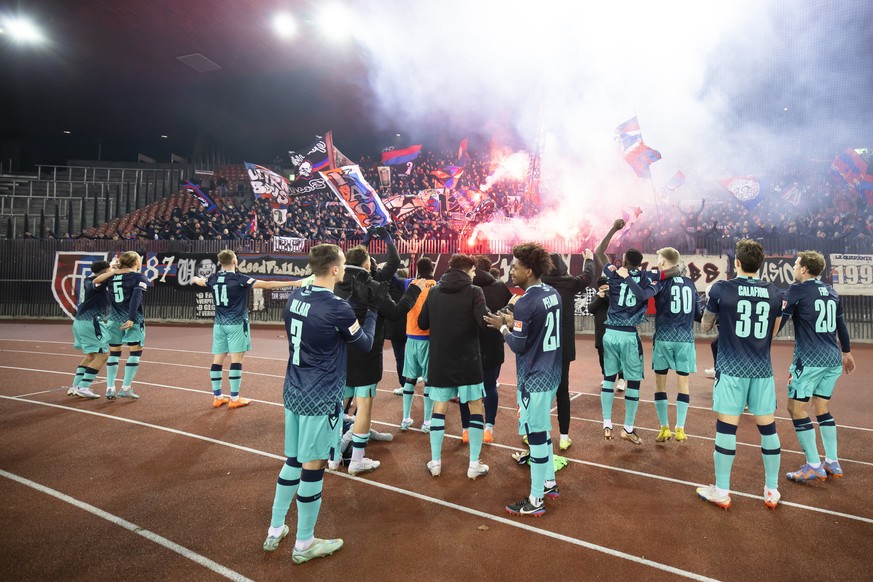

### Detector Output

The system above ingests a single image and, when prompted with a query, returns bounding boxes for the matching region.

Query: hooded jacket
[418,268,489,387]
[472,268,513,368]
[335,265,421,387]
[541,254,595,362]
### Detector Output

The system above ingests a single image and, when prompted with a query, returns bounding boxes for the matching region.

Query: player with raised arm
[484,243,562,517]
[263,244,377,564]
[594,219,659,445]
[697,239,784,509]
[779,250,855,483]
[651,247,702,443]
[192,249,301,409]
[92,251,148,400]
[67,260,112,399]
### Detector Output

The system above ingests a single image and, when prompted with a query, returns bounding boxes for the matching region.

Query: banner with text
[830,254,873,296]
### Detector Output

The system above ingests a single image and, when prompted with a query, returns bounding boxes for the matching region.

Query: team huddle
[67,220,856,564]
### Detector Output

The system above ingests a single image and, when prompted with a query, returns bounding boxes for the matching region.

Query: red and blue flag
[382,144,422,165]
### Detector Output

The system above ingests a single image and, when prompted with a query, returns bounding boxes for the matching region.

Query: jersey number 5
[112,280,124,303]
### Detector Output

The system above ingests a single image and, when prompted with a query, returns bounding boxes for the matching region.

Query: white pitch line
[0,468,253,582]
[0,394,716,582]
[5,347,873,439]
[2,371,872,526]
[6,339,871,433]
[3,361,872,468]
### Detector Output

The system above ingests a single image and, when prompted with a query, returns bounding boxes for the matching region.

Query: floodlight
[273,13,298,39]
[2,17,44,44]
[317,3,352,41]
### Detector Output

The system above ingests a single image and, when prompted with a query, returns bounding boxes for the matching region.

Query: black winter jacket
[418,268,489,387]
[541,254,595,361]
[472,269,512,369]
[335,265,421,386]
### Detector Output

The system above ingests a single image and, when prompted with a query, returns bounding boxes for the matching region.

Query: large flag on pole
[664,170,686,192]
[184,180,220,214]
[288,135,332,196]
[245,162,291,204]
[320,166,392,232]
[719,176,765,210]
[831,148,867,188]
[382,145,422,165]
[616,116,661,179]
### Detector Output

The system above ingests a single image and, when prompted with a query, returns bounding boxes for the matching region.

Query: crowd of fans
[16,146,873,256]
[613,172,873,255]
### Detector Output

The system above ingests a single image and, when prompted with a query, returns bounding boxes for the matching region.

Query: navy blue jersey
[76,277,110,321]
[108,272,148,323]
[653,276,701,342]
[505,284,562,393]
[206,270,255,325]
[781,279,843,367]
[603,265,658,327]
[706,276,782,378]
[283,285,367,415]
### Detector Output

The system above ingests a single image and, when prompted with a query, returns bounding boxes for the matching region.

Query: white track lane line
[0,394,717,582]
[3,339,871,433]
[4,353,871,468]
[2,369,872,526]
[0,469,253,582]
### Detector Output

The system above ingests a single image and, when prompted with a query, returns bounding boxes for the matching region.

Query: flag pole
[325,131,337,170]
[635,110,662,228]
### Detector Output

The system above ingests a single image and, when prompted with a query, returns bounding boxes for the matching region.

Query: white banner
[273,236,307,254]
[829,254,873,296]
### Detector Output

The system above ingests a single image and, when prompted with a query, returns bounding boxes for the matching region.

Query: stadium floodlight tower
[1,16,45,44]
[316,2,353,42]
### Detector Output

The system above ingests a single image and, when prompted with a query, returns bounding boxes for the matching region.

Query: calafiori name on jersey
[738,286,770,298]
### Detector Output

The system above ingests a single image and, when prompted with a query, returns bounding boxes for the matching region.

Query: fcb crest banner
[51,252,109,319]
[320,165,392,232]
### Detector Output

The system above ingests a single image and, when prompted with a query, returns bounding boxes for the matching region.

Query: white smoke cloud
[347,0,872,224]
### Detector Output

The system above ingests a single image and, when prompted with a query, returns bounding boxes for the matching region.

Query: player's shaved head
[623,249,643,269]
[90,260,111,275]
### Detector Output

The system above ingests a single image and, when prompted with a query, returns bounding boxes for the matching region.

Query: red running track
[0,322,871,581]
